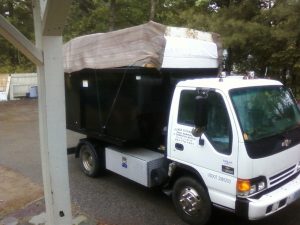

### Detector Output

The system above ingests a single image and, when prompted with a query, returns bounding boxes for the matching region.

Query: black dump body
[65,67,217,150]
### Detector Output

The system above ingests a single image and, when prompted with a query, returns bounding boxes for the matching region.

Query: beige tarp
[64,21,222,73]
[64,21,167,73]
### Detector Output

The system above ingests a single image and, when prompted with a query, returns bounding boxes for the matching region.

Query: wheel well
[77,138,106,177]
[75,138,105,158]
[170,165,208,192]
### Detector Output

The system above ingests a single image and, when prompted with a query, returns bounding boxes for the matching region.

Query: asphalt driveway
[1,99,300,225]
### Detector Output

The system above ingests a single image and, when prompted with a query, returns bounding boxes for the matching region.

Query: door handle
[175,143,184,151]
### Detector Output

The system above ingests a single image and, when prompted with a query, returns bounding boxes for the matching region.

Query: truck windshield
[230,86,300,142]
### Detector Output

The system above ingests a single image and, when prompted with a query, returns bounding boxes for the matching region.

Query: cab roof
[177,76,282,92]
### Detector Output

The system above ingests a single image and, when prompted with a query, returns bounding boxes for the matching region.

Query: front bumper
[236,173,300,220]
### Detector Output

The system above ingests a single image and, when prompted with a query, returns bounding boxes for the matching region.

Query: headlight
[237,177,267,198]
[257,181,266,191]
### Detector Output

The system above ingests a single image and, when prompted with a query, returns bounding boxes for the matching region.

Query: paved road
[1,100,300,225]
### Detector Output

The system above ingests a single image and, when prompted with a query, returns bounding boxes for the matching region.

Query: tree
[0,0,34,73]
[180,0,299,94]
[1,0,299,96]
[266,0,300,93]
[64,0,153,41]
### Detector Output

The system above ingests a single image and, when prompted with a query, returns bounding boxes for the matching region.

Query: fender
[168,162,208,192]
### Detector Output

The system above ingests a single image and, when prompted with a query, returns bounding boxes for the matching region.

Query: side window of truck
[177,90,196,126]
[205,92,232,155]
[178,90,232,155]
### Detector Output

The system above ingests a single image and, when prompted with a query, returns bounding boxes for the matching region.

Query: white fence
[9,73,38,100]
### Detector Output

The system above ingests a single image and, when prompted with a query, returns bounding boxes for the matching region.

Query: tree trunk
[225,48,233,75]
[281,68,287,86]
[7,1,14,17]
[149,0,156,21]
[109,0,116,31]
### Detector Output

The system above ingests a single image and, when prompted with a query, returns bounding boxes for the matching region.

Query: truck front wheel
[79,142,103,177]
[172,177,211,225]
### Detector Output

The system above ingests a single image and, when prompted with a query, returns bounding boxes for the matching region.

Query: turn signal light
[237,179,251,192]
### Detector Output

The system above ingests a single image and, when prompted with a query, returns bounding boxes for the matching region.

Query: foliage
[64,0,152,41]
[0,0,299,95]
[0,0,35,73]
[181,0,300,95]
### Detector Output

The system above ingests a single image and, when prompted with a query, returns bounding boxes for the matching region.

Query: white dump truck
[64,22,300,225]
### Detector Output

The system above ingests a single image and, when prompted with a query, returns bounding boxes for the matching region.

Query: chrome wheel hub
[179,187,201,216]
[82,149,94,172]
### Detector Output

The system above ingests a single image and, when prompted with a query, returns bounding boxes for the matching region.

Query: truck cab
[167,76,300,224]
[64,22,300,225]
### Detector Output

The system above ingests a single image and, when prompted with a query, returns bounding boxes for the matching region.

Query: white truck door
[168,88,239,208]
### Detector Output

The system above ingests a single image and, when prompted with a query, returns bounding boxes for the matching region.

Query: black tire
[79,142,104,177]
[172,176,211,225]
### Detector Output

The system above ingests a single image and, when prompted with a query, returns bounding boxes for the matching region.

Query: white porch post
[33,1,72,224]
[39,36,73,225]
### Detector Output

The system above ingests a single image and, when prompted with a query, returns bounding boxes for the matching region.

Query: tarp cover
[64,21,221,73]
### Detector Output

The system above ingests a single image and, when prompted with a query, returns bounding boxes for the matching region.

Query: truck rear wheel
[79,142,104,177]
[172,177,211,225]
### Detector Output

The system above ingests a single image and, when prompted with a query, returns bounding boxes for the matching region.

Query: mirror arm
[192,127,205,146]
[199,136,205,146]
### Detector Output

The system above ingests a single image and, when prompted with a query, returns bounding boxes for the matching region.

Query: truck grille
[269,165,296,185]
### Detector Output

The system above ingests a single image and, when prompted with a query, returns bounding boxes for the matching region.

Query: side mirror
[192,95,208,137]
